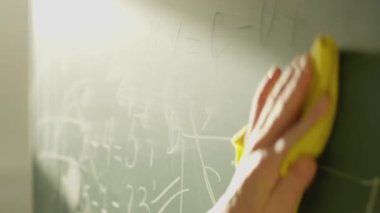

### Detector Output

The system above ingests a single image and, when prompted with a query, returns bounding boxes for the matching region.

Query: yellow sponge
[232,36,339,177]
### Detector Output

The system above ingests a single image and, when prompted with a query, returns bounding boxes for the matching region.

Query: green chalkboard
[32,0,380,212]
[300,52,380,213]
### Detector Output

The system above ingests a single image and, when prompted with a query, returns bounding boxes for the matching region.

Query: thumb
[267,157,317,213]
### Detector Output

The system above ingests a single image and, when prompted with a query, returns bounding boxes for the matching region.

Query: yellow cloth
[231,125,248,166]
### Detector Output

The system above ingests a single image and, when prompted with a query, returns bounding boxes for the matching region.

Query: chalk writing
[259,0,278,45]
[320,165,380,213]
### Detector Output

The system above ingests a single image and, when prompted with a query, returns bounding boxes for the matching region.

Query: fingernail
[317,94,330,112]
[320,94,330,106]
[267,66,280,79]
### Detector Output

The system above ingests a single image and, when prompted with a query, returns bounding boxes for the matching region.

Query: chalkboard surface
[32,0,380,212]
[300,52,380,213]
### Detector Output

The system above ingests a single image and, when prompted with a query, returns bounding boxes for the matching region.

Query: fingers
[279,94,330,155]
[255,65,296,130]
[248,67,282,131]
[265,95,329,212]
[267,157,317,213]
[245,84,328,212]
[249,54,313,150]
[245,67,281,148]
[221,54,331,213]
[233,149,283,209]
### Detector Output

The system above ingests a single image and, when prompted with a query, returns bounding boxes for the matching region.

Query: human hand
[210,54,329,213]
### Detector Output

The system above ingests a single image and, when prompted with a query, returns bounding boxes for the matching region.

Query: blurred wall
[0,0,31,212]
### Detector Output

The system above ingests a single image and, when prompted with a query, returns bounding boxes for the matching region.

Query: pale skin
[209,54,330,213]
